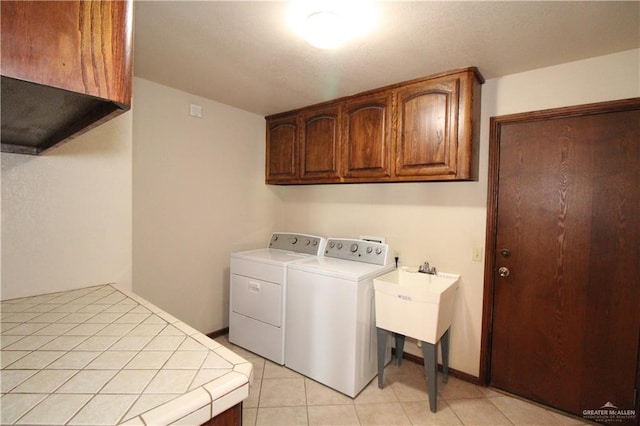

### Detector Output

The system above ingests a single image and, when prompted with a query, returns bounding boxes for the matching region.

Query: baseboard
[391,347,482,386]
[206,327,229,340]
[207,329,481,387]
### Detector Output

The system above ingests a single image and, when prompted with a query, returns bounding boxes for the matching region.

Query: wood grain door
[300,105,341,182]
[485,99,640,424]
[266,114,298,184]
[341,91,392,181]
[394,77,460,178]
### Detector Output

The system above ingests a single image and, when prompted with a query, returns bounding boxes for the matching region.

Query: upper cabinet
[265,67,483,185]
[266,113,299,183]
[395,70,480,180]
[1,0,133,155]
[300,105,342,182]
[341,91,393,181]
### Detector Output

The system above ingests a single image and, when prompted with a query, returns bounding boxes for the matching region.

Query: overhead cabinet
[1,0,133,155]
[341,91,393,181]
[300,105,342,182]
[265,67,483,184]
[265,114,299,183]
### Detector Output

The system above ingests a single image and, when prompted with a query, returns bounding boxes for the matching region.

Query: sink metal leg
[422,341,438,413]
[376,328,386,388]
[441,329,450,383]
[395,333,405,366]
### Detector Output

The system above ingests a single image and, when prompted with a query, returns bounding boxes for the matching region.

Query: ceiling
[133,1,640,117]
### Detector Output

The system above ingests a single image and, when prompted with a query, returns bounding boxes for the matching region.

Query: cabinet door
[342,92,392,181]
[266,115,299,184]
[395,77,461,178]
[300,105,341,182]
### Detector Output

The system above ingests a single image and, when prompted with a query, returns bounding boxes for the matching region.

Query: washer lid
[288,256,395,281]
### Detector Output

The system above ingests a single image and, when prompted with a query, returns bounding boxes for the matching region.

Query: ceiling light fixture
[288,1,377,49]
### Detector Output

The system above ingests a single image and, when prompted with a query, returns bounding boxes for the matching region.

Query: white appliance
[285,238,394,397]
[229,232,326,364]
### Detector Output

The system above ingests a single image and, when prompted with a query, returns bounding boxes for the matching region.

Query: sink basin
[374,268,460,343]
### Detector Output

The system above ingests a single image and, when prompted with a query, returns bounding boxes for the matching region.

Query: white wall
[487,48,639,115]
[271,49,640,377]
[1,112,133,300]
[132,78,280,334]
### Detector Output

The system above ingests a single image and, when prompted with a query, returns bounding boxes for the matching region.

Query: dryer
[229,232,326,364]
[285,238,394,397]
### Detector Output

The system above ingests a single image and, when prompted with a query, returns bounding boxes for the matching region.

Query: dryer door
[231,274,281,327]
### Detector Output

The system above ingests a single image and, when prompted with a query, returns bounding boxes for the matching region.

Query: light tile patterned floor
[215,336,591,426]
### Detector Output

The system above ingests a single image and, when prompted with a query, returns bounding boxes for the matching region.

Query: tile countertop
[0,284,252,425]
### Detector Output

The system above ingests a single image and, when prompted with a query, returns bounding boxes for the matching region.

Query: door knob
[498,267,510,277]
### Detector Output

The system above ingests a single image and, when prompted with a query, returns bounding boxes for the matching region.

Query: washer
[285,238,394,397]
[229,232,326,364]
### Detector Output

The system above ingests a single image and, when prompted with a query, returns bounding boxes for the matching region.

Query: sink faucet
[418,261,437,275]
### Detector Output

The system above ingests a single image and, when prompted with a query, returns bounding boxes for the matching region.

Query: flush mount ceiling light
[288,1,377,49]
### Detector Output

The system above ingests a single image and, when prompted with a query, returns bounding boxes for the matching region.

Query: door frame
[478,97,640,386]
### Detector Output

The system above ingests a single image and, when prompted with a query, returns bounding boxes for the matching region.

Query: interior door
[486,99,640,425]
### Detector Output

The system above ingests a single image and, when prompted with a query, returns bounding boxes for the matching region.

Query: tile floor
[215,335,591,426]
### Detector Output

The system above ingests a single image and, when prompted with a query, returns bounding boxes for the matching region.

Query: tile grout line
[115,320,178,424]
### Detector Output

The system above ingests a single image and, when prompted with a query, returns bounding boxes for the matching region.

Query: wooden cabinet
[342,91,393,181]
[266,114,299,183]
[201,402,242,426]
[300,105,342,182]
[264,67,483,185]
[395,69,481,180]
[1,0,133,155]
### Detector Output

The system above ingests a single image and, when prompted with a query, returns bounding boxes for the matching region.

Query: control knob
[375,247,383,255]
[366,247,373,254]
[337,243,343,249]
[350,243,358,253]
[291,237,297,244]
[305,239,311,245]
[329,242,335,248]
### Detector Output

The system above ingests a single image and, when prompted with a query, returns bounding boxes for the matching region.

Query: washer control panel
[268,232,326,255]
[325,238,391,266]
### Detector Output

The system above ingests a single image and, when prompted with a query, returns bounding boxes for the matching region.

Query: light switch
[472,247,483,262]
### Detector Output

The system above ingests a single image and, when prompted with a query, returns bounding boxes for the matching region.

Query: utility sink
[374,268,460,344]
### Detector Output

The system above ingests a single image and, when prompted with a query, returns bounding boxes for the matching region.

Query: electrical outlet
[472,247,483,262]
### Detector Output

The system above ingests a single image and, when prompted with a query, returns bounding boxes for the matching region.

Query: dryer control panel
[268,232,326,255]
[324,238,391,266]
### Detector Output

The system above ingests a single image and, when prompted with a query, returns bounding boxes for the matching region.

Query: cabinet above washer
[265,67,484,185]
